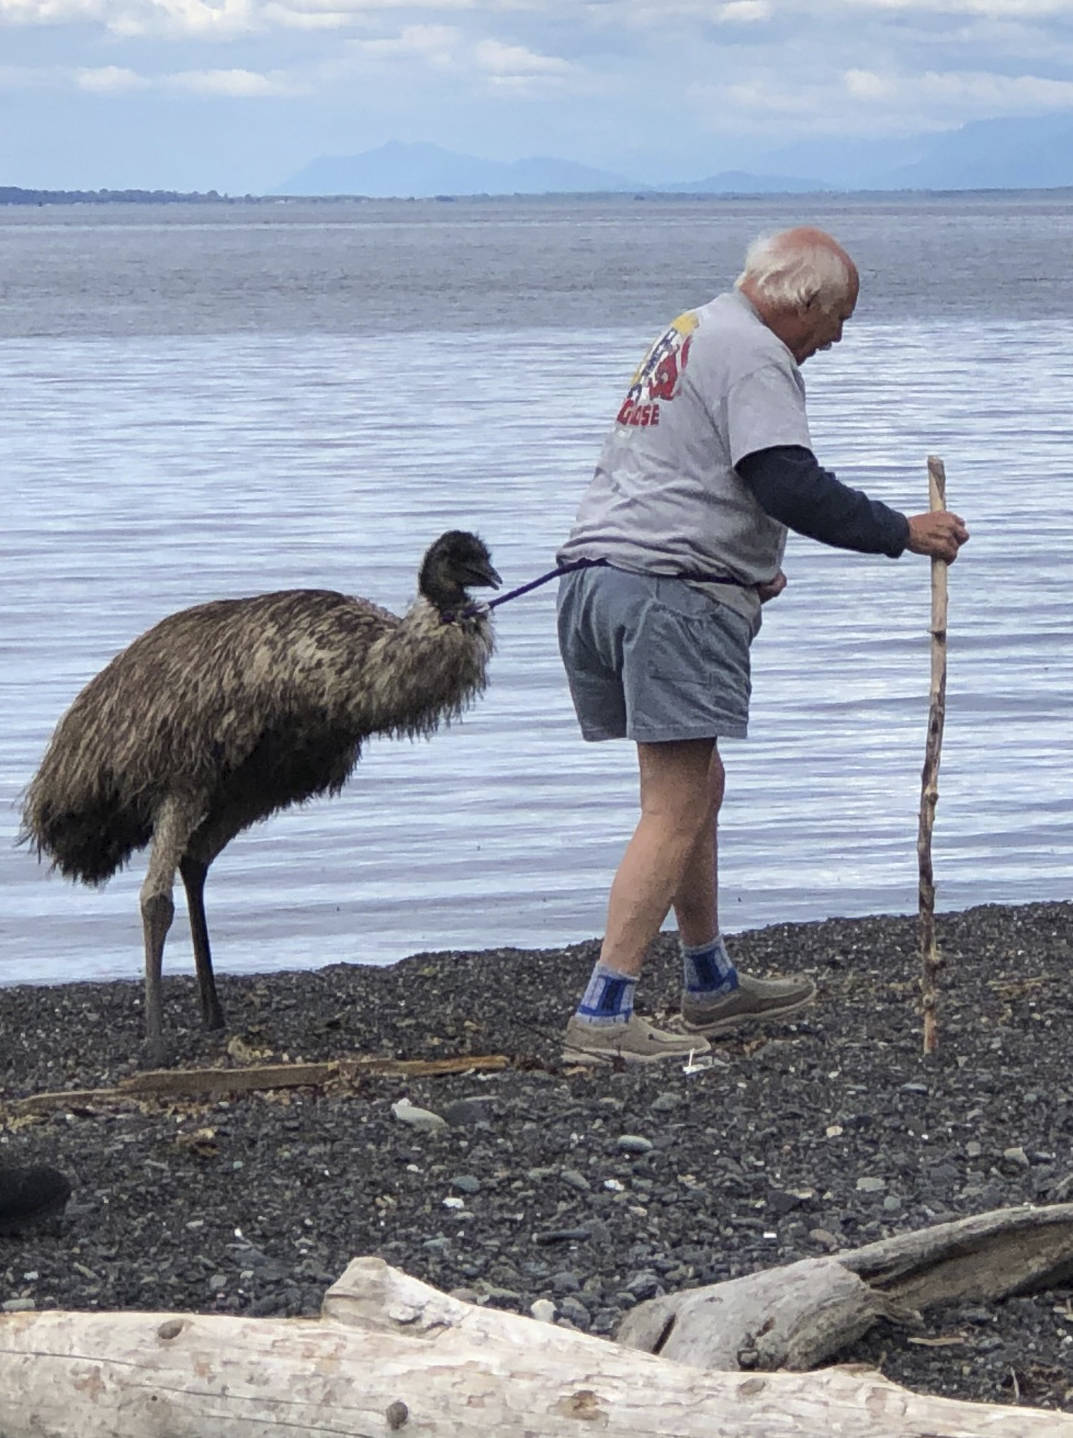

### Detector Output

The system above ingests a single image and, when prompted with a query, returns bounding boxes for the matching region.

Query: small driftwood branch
[917,453,949,1054]
[4,1246,1073,1437]
[2,1053,510,1116]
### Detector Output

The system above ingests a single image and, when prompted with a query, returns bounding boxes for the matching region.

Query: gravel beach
[3,899,1073,1415]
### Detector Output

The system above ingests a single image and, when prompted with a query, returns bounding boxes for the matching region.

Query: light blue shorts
[556,565,752,742]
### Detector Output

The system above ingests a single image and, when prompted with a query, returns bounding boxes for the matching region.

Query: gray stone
[855,1176,887,1193]
[391,1098,448,1134]
[616,1134,654,1154]
[442,1097,496,1127]
[557,1295,592,1328]
[560,1168,591,1192]
[625,1270,663,1299]
[809,1229,840,1251]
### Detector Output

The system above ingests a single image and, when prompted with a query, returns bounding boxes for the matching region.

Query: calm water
[2,194,1072,988]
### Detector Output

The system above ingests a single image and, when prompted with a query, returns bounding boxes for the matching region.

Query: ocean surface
[2,192,1072,989]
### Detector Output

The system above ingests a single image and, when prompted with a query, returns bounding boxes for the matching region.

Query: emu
[22,530,500,1063]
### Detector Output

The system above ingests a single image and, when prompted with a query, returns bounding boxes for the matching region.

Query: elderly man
[557,226,969,1066]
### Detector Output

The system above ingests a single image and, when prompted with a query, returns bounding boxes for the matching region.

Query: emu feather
[22,531,499,1062]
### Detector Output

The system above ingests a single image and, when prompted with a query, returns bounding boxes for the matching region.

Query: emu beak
[469,560,501,590]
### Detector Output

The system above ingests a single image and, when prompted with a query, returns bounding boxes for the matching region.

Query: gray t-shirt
[558,289,812,626]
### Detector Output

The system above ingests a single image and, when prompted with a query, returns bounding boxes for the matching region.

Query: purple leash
[484,557,605,612]
[451,556,741,623]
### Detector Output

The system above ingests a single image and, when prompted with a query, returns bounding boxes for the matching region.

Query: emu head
[419,531,501,613]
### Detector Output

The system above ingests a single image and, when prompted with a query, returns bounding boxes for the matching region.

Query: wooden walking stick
[918,455,948,1055]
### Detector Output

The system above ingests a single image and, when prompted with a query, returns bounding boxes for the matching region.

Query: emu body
[22,531,499,1062]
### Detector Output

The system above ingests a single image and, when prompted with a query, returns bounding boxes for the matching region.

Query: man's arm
[736,445,909,557]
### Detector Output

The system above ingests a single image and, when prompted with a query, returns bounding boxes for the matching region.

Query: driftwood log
[617,1201,1073,1369]
[2,1053,511,1117]
[4,1206,1073,1437]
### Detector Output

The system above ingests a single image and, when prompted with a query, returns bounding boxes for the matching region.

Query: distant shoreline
[3,184,1073,207]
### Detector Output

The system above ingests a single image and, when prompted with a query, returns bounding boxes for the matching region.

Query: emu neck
[354,597,492,739]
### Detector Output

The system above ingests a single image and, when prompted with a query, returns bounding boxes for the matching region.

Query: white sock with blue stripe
[681,935,738,995]
[575,961,637,1027]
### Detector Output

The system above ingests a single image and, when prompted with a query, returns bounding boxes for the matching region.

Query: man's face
[796,279,858,363]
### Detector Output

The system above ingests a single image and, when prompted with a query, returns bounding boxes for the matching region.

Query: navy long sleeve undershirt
[736,445,910,558]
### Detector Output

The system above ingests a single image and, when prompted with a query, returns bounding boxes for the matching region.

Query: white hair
[735,231,855,312]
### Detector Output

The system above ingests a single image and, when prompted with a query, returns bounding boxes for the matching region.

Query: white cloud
[0,0,493,31]
[717,1,771,20]
[689,47,1073,143]
[0,56,299,94]
[353,22,460,63]
[588,0,771,24]
[0,0,109,21]
[474,37,572,76]
[916,67,1073,106]
[845,68,897,99]
[76,63,147,88]
[843,0,1070,13]
[841,64,1073,114]
[474,38,574,92]
[165,64,298,93]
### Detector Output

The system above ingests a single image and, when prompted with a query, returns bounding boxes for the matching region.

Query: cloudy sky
[2,0,1072,194]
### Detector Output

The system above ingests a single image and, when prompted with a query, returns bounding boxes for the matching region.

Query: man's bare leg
[671,744,725,948]
[597,738,717,977]
[564,737,717,1063]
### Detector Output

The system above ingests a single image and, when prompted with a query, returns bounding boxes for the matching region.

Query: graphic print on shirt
[616,311,698,429]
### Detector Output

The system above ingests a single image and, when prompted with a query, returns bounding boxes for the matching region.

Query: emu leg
[140,887,174,1067]
[179,856,225,1031]
[140,798,200,1065]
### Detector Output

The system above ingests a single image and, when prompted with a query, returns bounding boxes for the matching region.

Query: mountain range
[274,114,1073,198]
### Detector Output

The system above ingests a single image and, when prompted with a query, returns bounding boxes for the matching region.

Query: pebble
[557,1295,591,1328]
[809,1229,841,1251]
[442,1098,496,1128]
[625,1270,663,1299]
[551,1270,581,1294]
[768,1188,805,1217]
[391,1099,448,1134]
[616,1135,654,1154]
[560,1168,591,1192]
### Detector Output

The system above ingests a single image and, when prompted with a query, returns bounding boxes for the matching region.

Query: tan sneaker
[680,971,816,1035]
[562,1013,711,1066]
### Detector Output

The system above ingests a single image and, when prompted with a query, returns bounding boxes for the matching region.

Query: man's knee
[639,748,718,845]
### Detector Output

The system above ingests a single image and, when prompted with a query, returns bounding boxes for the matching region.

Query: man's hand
[906,511,970,564]
[755,569,788,603]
